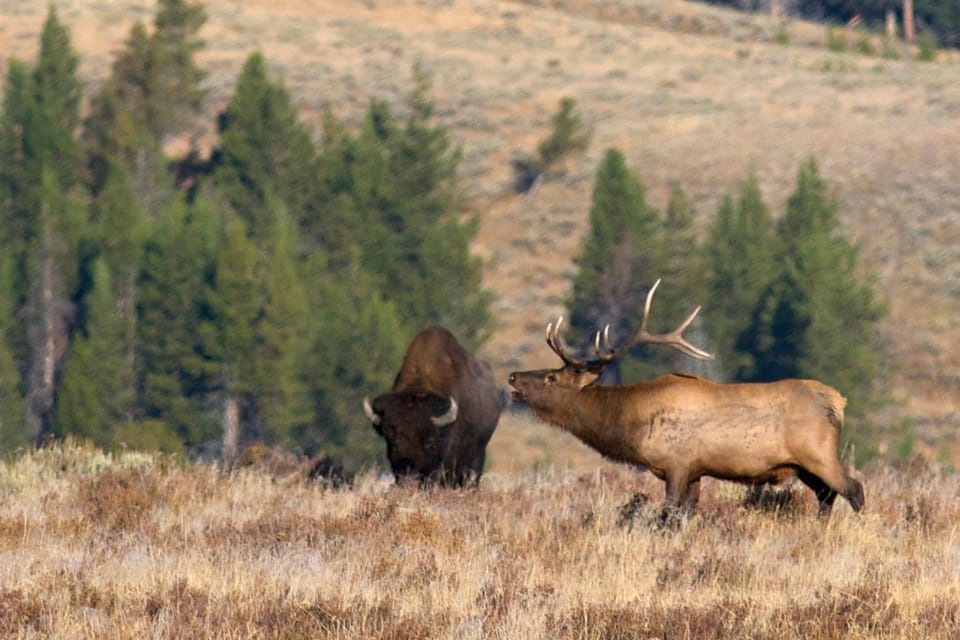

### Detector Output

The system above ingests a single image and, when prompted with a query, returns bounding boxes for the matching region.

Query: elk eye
[545,373,558,383]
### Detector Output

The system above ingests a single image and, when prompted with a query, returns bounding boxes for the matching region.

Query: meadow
[1,431,958,639]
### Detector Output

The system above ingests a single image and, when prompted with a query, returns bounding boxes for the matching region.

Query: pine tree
[701,172,778,379]
[0,250,26,451]
[150,0,207,138]
[54,258,132,446]
[349,67,491,345]
[212,51,318,237]
[301,258,407,469]
[139,196,219,446]
[23,170,88,439]
[746,159,886,421]
[650,184,708,375]
[204,214,260,461]
[0,8,88,440]
[567,148,659,382]
[536,96,591,172]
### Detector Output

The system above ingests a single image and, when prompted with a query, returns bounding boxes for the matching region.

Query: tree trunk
[903,0,915,42]
[223,393,240,465]
[885,8,897,39]
[769,0,779,20]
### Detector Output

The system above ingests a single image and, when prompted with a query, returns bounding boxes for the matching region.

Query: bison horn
[431,396,458,427]
[363,397,381,425]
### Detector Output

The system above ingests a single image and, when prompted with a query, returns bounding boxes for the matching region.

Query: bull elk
[508,279,864,524]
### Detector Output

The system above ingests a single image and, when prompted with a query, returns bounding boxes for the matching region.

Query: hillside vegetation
[0,441,958,638]
[1,0,958,462]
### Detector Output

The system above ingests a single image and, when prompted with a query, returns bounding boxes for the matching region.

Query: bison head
[363,393,458,484]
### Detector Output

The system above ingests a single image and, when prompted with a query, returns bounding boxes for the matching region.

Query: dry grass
[1,0,959,461]
[0,440,958,639]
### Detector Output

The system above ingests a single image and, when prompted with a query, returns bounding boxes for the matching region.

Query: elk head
[508,279,713,406]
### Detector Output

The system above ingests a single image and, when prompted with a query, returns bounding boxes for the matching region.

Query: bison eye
[545,373,558,383]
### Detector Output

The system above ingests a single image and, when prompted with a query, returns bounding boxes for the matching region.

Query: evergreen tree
[23,170,88,439]
[54,258,132,446]
[82,24,171,206]
[0,60,35,292]
[150,0,207,138]
[0,8,88,440]
[651,184,708,375]
[203,214,260,461]
[567,148,659,382]
[212,51,318,237]
[0,250,26,451]
[536,96,591,172]
[249,196,312,448]
[742,159,886,421]
[302,258,407,470]
[139,196,219,446]
[30,7,83,191]
[94,159,149,415]
[701,172,778,379]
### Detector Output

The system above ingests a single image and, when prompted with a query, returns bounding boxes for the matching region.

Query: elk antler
[544,280,713,371]
[594,279,714,362]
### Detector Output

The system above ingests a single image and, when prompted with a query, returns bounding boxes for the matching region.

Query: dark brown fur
[366,326,502,487]
[509,369,864,523]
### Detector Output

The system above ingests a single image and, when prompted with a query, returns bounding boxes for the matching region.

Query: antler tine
[545,316,591,368]
[599,278,715,362]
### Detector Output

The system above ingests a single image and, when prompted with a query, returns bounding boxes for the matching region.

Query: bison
[364,326,502,487]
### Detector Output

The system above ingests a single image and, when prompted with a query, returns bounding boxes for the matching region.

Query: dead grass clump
[0,589,45,632]
[773,581,900,638]
[144,578,211,635]
[550,599,753,640]
[77,467,161,532]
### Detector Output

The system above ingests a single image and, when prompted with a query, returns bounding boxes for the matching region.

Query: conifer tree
[741,160,886,421]
[249,196,312,448]
[212,51,318,237]
[536,96,591,172]
[650,185,708,374]
[302,259,407,469]
[139,196,219,446]
[54,258,132,446]
[204,214,260,461]
[0,250,26,451]
[701,172,777,379]
[150,0,207,138]
[567,148,659,382]
[349,68,491,345]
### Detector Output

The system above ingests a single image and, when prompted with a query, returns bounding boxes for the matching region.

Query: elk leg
[796,469,838,517]
[800,461,865,514]
[683,478,701,511]
[659,471,691,526]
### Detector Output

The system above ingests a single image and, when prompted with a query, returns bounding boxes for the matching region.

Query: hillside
[2,0,958,463]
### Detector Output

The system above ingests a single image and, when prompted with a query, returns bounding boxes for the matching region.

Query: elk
[508,279,864,523]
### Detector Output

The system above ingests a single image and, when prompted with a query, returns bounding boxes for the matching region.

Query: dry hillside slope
[2,0,958,461]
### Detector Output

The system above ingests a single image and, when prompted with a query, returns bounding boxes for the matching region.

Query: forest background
[1,0,959,474]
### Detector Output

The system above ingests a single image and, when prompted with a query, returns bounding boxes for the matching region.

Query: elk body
[508,280,864,522]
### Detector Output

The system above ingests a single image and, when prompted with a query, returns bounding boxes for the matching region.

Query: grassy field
[1,439,958,639]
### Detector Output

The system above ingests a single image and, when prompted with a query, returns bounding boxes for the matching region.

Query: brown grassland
[1,437,959,639]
